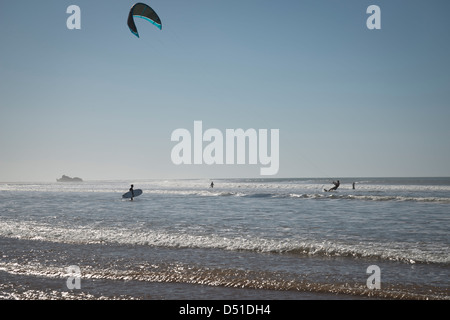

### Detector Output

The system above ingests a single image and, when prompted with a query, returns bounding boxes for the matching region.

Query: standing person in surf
[129,184,135,201]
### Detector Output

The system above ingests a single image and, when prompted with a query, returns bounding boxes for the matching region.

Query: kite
[127,2,162,38]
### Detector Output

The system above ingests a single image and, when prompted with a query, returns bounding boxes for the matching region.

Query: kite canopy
[127,2,162,38]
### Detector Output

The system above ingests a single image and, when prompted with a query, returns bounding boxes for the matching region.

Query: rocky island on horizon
[57,175,83,182]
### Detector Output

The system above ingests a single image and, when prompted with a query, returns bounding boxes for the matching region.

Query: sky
[1,0,449,182]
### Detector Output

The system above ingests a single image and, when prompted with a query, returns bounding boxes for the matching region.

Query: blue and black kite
[127,2,162,38]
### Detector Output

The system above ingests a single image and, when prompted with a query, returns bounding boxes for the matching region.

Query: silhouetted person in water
[210,181,214,188]
[325,180,340,192]
[129,184,135,201]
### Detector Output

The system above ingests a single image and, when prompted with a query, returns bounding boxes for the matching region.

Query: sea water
[0,178,448,300]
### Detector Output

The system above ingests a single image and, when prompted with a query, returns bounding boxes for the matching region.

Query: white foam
[1,220,447,265]
[2,179,449,196]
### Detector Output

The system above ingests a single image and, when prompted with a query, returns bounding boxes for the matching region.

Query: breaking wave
[1,220,447,265]
[0,260,447,300]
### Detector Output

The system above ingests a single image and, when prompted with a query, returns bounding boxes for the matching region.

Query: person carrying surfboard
[122,186,142,199]
[129,184,135,201]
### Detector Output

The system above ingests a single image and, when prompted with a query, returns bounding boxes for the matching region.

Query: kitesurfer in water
[210,181,214,188]
[129,184,135,201]
[325,180,340,192]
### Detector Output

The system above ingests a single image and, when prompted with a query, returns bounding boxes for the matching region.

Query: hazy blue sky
[1,0,449,181]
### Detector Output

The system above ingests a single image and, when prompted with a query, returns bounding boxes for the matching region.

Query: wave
[1,220,447,265]
[127,188,450,204]
[147,190,450,203]
[2,182,449,204]
[0,260,447,300]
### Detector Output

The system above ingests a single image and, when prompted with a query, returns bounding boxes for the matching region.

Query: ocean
[0,177,448,300]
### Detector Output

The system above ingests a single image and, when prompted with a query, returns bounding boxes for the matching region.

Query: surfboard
[122,189,143,199]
